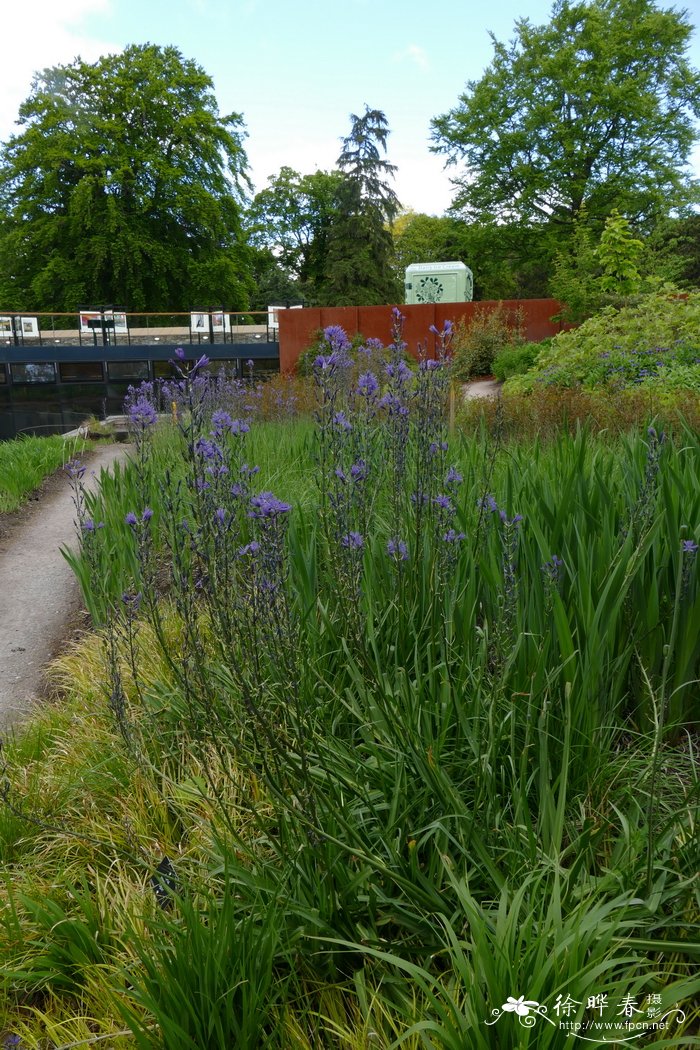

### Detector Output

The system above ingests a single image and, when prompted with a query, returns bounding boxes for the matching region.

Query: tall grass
[0,434,87,513]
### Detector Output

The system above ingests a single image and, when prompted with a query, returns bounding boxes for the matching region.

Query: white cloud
[392,44,429,72]
[0,0,118,141]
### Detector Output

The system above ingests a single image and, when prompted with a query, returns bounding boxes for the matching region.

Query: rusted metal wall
[278,299,565,373]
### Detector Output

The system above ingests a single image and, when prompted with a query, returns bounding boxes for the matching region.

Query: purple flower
[174,347,186,361]
[350,459,368,481]
[341,531,364,550]
[682,539,699,555]
[142,507,154,522]
[66,460,86,480]
[81,519,103,533]
[128,397,158,429]
[193,354,210,370]
[419,358,442,372]
[442,529,466,543]
[125,511,138,526]
[478,494,500,514]
[333,411,352,432]
[194,437,223,462]
[211,410,233,432]
[542,554,564,579]
[211,411,250,437]
[357,372,379,396]
[446,466,463,487]
[238,541,261,557]
[249,492,292,518]
[387,537,408,561]
[433,494,453,512]
[323,325,351,353]
[214,507,226,524]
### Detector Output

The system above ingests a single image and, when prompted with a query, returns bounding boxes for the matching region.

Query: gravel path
[0,444,130,731]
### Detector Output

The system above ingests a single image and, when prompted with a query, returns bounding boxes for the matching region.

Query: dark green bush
[492,339,547,381]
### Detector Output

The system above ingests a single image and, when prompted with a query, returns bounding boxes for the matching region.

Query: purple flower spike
[341,531,364,550]
[125,511,138,526]
[249,492,292,518]
[174,347,186,361]
[442,529,466,543]
[128,397,158,429]
[682,539,699,554]
[142,507,154,522]
[357,372,379,396]
[387,537,408,561]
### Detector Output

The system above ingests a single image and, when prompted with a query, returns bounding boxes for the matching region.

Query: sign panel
[79,310,128,334]
[190,311,231,333]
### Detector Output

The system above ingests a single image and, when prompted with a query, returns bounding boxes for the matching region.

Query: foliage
[492,339,545,381]
[549,214,603,322]
[508,290,700,391]
[392,212,552,300]
[1,327,699,1046]
[551,209,653,323]
[459,383,700,438]
[597,209,644,295]
[321,107,402,306]
[0,44,252,312]
[431,0,700,229]
[247,167,346,304]
[0,434,88,512]
[450,303,524,379]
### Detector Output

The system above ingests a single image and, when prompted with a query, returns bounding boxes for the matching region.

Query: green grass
[0,434,89,513]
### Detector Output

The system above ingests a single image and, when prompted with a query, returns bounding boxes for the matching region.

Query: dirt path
[0,444,131,731]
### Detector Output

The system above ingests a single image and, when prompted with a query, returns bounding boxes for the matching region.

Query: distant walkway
[0,444,130,731]
[463,378,502,400]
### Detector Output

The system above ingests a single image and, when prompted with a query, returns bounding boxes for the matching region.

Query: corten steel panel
[357,305,438,360]
[434,299,564,343]
[319,306,360,334]
[278,308,322,373]
[278,299,567,373]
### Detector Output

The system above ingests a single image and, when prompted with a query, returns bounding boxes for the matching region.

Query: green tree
[431,0,700,230]
[391,211,551,300]
[247,167,345,303]
[596,209,644,295]
[0,44,252,311]
[321,107,402,305]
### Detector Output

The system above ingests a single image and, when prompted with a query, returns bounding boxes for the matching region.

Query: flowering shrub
[508,290,700,392]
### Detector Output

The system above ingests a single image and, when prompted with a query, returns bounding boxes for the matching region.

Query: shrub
[509,290,700,392]
[450,303,524,380]
[492,339,546,381]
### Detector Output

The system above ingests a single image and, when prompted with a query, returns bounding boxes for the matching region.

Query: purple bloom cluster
[249,492,292,519]
[387,537,409,561]
[128,397,158,429]
[341,531,364,551]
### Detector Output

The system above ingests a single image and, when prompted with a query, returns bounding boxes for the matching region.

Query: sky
[1,0,700,216]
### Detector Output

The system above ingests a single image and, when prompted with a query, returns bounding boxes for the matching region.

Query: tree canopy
[321,106,402,306]
[247,166,345,301]
[0,44,252,311]
[431,0,700,230]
